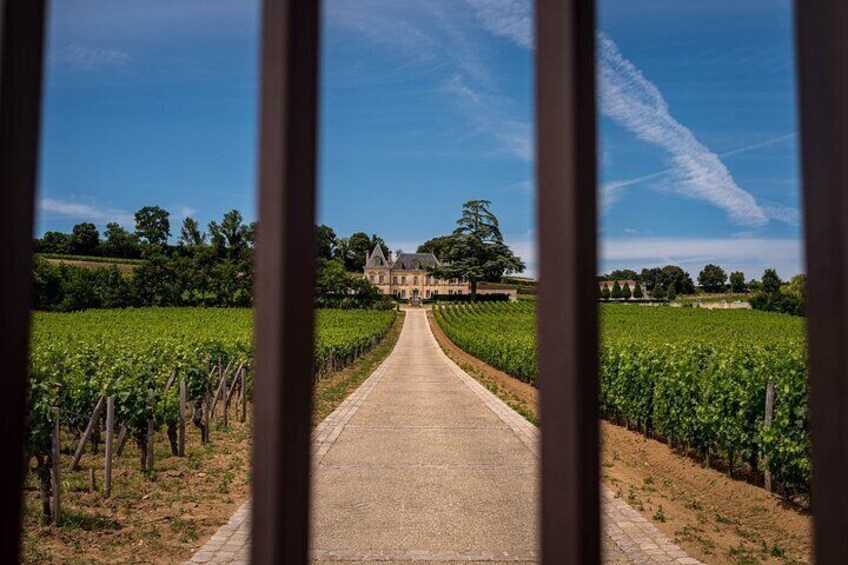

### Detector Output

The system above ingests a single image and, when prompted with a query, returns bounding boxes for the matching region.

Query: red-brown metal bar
[0,0,47,562]
[536,1,599,564]
[252,0,320,563]
[795,1,848,562]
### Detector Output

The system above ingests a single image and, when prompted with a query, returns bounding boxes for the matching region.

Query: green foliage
[751,269,804,316]
[316,259,386,309]
[761,268,782,294]
[434,302,810,496]
[729,271,746,293]
[601,284,611,301]
[428,200,524,299]
[134,205,171,246]
[69,223,100,256]
[36,231,71,254]
[633,282,644,299]
[178,217,206,248]
[622,282,632,300]
[611,280,623,299]
[335,232,389,271]
[417,235,454,261]
[697,264,727,293]
[27,308,395,468]
[667,283,677,301]
[608,269,639,282]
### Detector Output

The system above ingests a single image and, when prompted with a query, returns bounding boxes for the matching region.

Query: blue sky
[37,0,802,279]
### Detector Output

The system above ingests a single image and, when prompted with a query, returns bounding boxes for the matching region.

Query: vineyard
[434,302,809,496]
[27,307,395,523]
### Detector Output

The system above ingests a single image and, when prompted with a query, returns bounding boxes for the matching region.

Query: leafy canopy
[428,200,525,298]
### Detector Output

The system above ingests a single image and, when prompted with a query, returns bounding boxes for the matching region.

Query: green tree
[417,235,454,261]
[697,263,728,293]
[609,269,639,282]
[220,209,249,259]
[640,267,662,292]
[101,222,141,258]
[601,284,611,301]
[729,271,746,293]
[652,284,667,300]
[761,268,783,294]
[316,224,337,261]
[633,281,644,299]
[134,205,171,246]
[660,265,695,295]
[782,274,806,300]
[69,222,100,255]
[37,231,71,254]
[337,232,390,271]
[178,217,206,247]
[207,220,226,257]
[622,282,632,300]
[667,282,677,301]
[429,200,525,301]
[611,280,623,300]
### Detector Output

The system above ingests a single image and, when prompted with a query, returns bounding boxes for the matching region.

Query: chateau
[363,245,469,300]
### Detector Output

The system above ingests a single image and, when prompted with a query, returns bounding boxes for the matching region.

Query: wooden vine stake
[179,379,187,456]
[104,396,114,497]
[764,381,776,492]
[222,370,229,428]
[240,368,247,423]
[70,395,105,470]
[51,407,61,526]
[146,389,155,473]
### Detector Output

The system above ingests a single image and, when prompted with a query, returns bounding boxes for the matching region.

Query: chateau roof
[392,252,439,271]
[365,244,389,268]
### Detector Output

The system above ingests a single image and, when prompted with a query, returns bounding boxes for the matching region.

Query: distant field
[434,302,809,496]
[37,253,143,273]
[37,253,145,265]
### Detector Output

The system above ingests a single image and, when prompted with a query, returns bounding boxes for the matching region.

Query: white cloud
[53,44,130,71]
[601,237,803,278]
[597,33,767,227]
[39,198,134,226]
[501,234,803,279]
[441,74,532,160]
[464,3,777,228]
[465,0,532,49]
[762,202,801,226]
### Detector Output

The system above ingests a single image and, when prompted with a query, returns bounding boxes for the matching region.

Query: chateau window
[414,276,418,285]
[401,276,406,284]
[369,275,374,283]
[393,276,397,284]
[401,290,406,298]
[379,275,384,284]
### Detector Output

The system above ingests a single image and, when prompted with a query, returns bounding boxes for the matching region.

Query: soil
[427,310,812,565]
[22,413,252,564]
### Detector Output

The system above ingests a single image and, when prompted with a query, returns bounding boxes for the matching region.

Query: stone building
[363,245,468,300]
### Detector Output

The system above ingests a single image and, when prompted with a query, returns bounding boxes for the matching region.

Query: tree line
[35,202,420,311]
[599,264,805,315]
[33,206,257,311]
